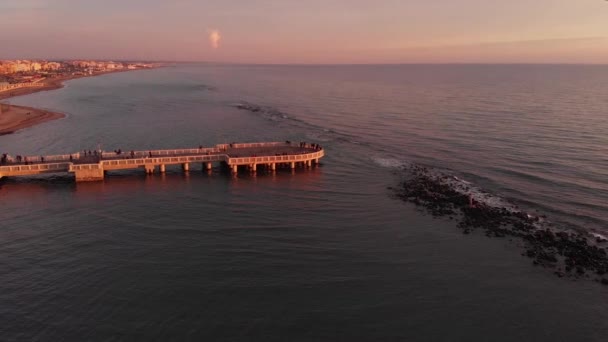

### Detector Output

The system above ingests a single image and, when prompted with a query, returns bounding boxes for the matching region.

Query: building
[13,61,30,72]
[42,62,61,71]
[0,61,17,74]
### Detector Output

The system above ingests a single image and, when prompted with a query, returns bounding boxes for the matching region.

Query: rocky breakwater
[391,165,608,286]
[235,102,290,121]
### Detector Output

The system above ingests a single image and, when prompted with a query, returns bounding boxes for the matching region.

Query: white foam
[412,167,518,212]
[372,157,407,169]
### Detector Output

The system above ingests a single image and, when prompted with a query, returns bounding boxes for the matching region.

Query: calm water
[1,64,608,341]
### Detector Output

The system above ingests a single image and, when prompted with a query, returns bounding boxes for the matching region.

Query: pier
[0,142,324,182]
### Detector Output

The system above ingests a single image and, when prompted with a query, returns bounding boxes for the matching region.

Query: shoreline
[0,104,65,135]
[0,68,157,134]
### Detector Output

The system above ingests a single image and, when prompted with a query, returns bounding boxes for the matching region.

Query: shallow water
[1,64,608,340]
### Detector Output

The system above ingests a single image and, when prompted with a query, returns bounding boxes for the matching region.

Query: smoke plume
[208,29,221,49]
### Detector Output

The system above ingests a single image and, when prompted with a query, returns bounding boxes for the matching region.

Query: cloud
[208,29,221,49]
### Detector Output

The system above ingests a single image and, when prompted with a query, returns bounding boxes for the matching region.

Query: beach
[0,77,69,134]
[0,104,64,135]
[0,68,154,134]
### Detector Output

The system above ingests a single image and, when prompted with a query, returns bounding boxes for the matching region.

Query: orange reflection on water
[0,165,325,200]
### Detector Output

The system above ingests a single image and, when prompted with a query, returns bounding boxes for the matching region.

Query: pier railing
[0,162,70,173]
[10,142,295,164]
[70,163,102,171]
[228,150,324,165]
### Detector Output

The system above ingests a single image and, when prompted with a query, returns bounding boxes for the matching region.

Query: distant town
[0,60,157,92]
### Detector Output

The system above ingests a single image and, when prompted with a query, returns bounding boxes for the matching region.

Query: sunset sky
[1,0,607,64]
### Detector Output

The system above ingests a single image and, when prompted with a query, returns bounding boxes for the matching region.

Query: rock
[392,163,608,285]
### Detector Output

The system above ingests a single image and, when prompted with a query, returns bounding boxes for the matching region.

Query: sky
[1,0,607,64]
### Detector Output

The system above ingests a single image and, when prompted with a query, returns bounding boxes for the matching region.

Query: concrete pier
[0,141,325,182]
[73,165,104,182]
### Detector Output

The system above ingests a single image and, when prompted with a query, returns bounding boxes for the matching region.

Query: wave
[371,157,409,169]
[392,163,608,283]
[233,98,607,246]
[397,162,521,214]
[376,155,608,240]
[232,99,607,253]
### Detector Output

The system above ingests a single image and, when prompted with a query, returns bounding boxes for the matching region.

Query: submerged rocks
[394,165,608,285]
[236,103,262,112]
[234,102,289,120]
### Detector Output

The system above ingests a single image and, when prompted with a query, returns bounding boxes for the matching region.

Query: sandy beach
[0,68,154,134]
[0,104,65,135]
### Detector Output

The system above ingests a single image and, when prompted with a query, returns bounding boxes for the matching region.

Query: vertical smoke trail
[208,29,221,49]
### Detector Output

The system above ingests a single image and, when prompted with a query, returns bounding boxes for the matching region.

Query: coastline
[0,68,156,134]
[0,104,65,135]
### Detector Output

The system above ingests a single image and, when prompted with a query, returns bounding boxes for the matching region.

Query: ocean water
[1,64,608,341]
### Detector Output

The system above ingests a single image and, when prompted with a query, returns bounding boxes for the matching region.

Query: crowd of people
[293,141,323,150]
[1,153,41,165]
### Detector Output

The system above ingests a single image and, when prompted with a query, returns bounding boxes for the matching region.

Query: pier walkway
[0,142,324,182]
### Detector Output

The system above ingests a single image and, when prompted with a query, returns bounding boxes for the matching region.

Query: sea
[1,64,607,341]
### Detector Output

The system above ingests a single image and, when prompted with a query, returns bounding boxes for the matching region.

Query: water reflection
[0,166,324,201]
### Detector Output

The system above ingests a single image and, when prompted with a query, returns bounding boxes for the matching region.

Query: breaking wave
[373,155,608,241]
[392,163,608,283]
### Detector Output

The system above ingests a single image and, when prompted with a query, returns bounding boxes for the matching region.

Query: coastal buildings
[0,60,46,73]
[0,60,154,76]
[44,62,61,71]
[0,60,156,90]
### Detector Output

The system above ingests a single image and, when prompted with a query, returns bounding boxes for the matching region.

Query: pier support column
[231,164,238,174]
[251,163,257,172]
[182,163,189,172]
[270,163,276,171]
[159,164,166,173]
[145,164,155,174]
[290,162,295,169]
[74,168,104,182]
[205,162,212,171]
[306,160,311,167]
